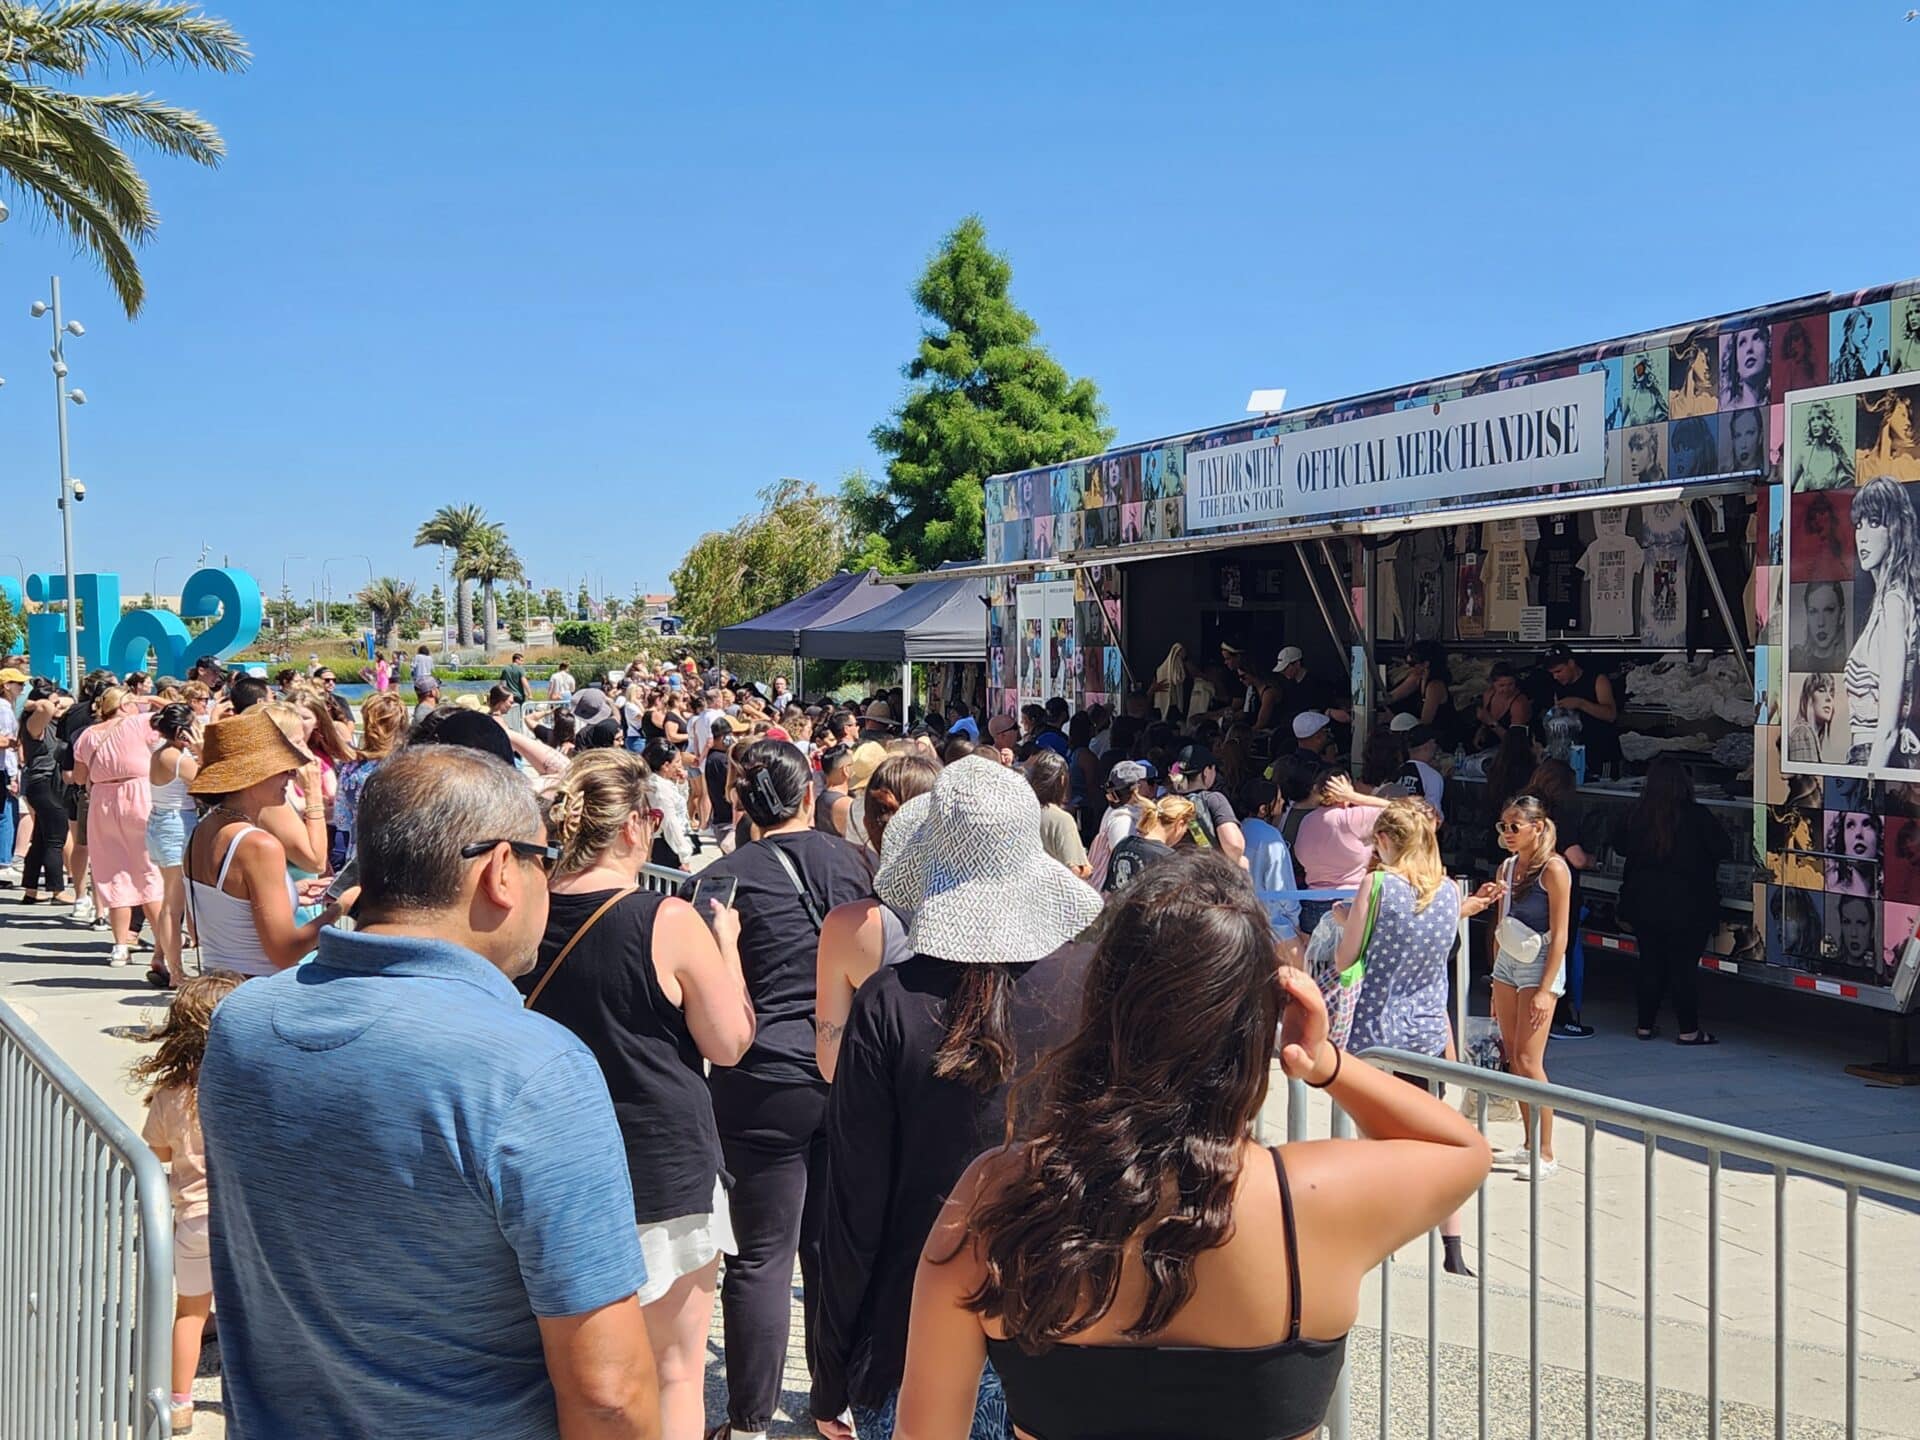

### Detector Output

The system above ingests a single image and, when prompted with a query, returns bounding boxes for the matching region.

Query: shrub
[554,620,612,654]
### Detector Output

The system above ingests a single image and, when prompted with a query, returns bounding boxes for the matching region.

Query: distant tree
[413,504,489,644]
[425,583,446,628]
[670,478,849,642]
[359,576,418,650]
[0,3,250,317]
[0,590,18,655]
[554,620,610,654]
[540,586,565,618]
[846,215,1111,572]
[457,524,523,645]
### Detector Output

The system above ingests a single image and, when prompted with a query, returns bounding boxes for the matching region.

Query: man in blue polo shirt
[200,745,658,1439]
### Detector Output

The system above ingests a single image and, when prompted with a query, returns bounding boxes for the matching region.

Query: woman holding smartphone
[518,749,754,1440]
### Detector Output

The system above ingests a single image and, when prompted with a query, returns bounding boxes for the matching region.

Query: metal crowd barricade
[1,997,173,1440]
[640,862,687,895]
[1280,1050,1920,1440]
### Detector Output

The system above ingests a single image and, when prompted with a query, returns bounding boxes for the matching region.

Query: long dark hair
[733,739,811,828]
[1522,758,1578,818]
[1626,755,1695,862]
[959,851,1282,1348]
[933,967,1018,1094]
[1487,727,1538,814]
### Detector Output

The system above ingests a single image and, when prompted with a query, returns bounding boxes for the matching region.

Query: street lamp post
[33,277,86,688]
[150,555,172,609]
[281,554,307,633]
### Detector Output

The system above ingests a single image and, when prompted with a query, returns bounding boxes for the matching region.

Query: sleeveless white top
[150,750,195,813]
[190,825,297,979]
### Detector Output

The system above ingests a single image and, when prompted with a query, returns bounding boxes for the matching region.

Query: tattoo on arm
[819,1019,844,1044]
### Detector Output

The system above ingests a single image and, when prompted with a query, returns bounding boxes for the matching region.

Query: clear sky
[6,1,1917,610]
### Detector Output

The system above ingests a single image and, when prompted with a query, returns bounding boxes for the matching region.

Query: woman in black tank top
[897,851,1491,1440]
[517,749,754,1440]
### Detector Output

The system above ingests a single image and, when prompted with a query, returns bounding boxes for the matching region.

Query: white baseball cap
[1273,646,1305,672]
[1292,710,1331,739]
[1389,711,1420,733]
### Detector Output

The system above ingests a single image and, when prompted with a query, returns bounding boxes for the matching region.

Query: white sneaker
[70,897,95,923]
[109,944,131,966]
[1491,1145,1532,1166]
[1517,1158,1560,1181]
[0,865,18,885]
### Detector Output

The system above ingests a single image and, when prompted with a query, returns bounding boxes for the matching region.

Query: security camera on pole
[33,277,87,688]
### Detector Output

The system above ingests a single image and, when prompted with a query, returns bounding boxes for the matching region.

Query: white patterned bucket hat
[877,756,1102,965]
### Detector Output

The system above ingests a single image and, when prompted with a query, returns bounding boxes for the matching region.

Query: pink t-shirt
[140,1083,208,1223]
[1292,804,1383,890]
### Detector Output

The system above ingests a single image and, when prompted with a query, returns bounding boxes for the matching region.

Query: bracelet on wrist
[1305,1044,1343,1090]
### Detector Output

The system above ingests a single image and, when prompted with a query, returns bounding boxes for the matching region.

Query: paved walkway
[5,903,1917,1437]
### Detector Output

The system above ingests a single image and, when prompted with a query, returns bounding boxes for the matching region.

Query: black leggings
[21,772,68,893]
[1636,919,1711,1035]
[709,1070,829,1433]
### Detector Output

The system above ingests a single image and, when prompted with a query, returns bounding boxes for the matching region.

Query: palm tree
[358,576,417,651]
[413,503,489,646]
[0,3,249,318]
[457,525,523,650]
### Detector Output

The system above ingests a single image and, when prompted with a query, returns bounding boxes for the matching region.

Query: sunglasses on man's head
[460,838,562,872]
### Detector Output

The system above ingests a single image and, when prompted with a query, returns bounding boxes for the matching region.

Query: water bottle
[1570,744,1588,785]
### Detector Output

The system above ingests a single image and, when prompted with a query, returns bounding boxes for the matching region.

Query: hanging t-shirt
[1638,502,1691,649]
[1689,496,1751,651]
[1538,515,1584,633]
[1578,516,1645,638]
[1642,544,1690,649]
[1375,539,1406,642]
[1455,552,1486,639]
[1483,519,1531,633]
[1410,530,1446,641]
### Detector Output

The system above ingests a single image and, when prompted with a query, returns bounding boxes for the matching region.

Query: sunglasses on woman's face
[1496,820,1531,835]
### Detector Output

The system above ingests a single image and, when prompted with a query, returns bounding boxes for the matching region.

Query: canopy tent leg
[794,654,804,703]
[901,660,913,726]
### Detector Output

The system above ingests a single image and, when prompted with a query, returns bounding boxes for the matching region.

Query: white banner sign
[1183,370,1607,532]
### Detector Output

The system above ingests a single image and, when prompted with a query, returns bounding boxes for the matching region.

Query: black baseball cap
[1543,643,1574,665]
[1172,742,1216,777]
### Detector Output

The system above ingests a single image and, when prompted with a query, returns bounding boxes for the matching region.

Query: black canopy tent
[711,569,900,694]
[804,570,988,711]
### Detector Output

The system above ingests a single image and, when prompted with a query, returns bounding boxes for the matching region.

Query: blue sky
[6,1,1918,608]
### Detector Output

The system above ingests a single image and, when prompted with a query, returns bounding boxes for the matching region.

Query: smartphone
[691,875,738,914]
[324,855,360,902]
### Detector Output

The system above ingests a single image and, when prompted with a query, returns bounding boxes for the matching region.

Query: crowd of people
[0,637,1737,1438]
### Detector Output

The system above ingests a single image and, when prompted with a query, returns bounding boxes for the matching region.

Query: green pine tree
[847,216,1111,572]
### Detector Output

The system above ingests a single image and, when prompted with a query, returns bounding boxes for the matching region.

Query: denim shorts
[145,807,197,868]
[1493,945,1567,996]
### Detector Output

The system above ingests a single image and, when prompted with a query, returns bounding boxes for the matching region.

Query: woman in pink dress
[72,686,165,966]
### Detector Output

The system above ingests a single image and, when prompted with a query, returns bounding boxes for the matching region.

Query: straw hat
[877,756,1102,966]
[189,709,312,795]
[845,740,888,792]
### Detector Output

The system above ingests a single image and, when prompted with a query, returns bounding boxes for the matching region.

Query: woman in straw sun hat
[185,709,355,979]
[811,756,1101,1440]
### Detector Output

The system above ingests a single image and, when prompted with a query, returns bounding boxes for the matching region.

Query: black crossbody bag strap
[767,842,825,934]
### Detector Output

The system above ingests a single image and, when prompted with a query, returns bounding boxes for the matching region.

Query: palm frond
[0,2,251,77]
[0,134,141,311]
[0,81,157,236]
[59,90,222,164]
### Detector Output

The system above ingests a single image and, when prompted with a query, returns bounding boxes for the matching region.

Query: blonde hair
[129,972,244,1102]
[357,692,409,760]
[182,681,211,705]
[545,749,652,877]
[1140,794,1197,844]
[1369,798,1446,911]
[95,686,127,720]
[262,700,305,748]
[1500,794,1559,898]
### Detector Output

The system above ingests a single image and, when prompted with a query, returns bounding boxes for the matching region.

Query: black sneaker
[1552,1021,1596,1039]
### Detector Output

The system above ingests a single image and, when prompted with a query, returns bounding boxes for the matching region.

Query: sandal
[144,965,173,989]
[1676,1031,1719,1046]
[1636,1027,1661,1040]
